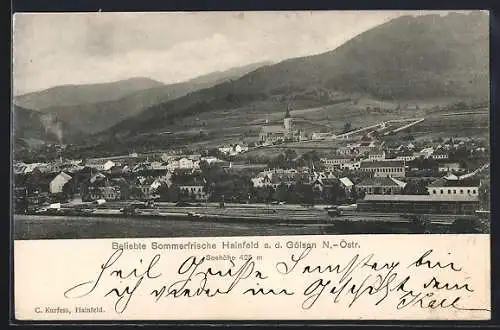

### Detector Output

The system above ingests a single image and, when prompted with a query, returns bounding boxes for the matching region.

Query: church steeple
[283,102,293,135]
[284,103,291,119]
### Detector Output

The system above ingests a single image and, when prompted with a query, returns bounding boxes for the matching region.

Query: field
[385,111,489,142]
[14,213,455,240]
[67,97,489,158]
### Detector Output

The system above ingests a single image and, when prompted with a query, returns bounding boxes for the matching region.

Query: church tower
[283,103,293,136]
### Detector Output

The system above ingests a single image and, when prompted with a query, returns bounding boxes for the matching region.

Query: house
[64,164,85,174]
[178,177,208,201]
[89,186,122,201]
[161,153,177,163]
[89,173,107,185]
[234,144,249,154]
[357,194,479,215]
[251,172,273,188]
[179,157,199,170]
[320,156,352,170]
[166,158,198,171]
[427,176,480,197]
[311,178,338,193]
[85,159,116,171]
[367,149,386,161]
[360,160,405,178]
[340,161,361,171]
[339,177,354,192]
[431,152,449,160]
[22,163,46,174]
[259,125,287,144]
[394,150,416,162]
[132,176,161,200]
[150,161,168,171]
[356,177,406,195]
[336,145,359,157]
[201,156,223,165]
[13,162,27,175]
[218,144,249,156]
[49,172,72,194]
[414,147,434,159]
[438,162,462,173]
[311,132,333,140]
[102,160,116,171]
[357,140,379,154]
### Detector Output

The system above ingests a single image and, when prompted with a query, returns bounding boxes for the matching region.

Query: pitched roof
[360,160,405,168]
[363,194,479,202]
[53,172,72,182]
[339,177,354,187]
[357,177,404,187]
[427,177,480,187]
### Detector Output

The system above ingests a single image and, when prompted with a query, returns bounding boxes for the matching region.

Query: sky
[12,10,469,95]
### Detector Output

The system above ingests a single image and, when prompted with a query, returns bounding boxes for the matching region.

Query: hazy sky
[13,10,465,95]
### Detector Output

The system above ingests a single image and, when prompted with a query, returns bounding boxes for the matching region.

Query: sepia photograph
[12,10,490,240]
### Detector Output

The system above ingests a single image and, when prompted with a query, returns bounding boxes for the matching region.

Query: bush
[450,217,488,234]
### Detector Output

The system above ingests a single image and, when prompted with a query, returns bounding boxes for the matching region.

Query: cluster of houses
[250,167,354,193]
[218,144,249,156]
[13,128,489,216]
[13,152,229,207]
[317,137,488,214]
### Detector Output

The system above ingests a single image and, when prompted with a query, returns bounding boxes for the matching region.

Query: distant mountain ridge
[105,12,488,136]
[13,61,272,135]
[13,105,84,144]
[14,77,165,109]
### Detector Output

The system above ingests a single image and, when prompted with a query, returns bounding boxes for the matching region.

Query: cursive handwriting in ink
[64,248,124,299]
[151,255,266,300]
[275,247,312,275]
[64,249,162,313]
[243,286,295,296]
[408,250,462,272]
[301,254,400,309]
[423,276,474,293]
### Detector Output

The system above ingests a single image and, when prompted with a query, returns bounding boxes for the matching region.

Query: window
[467,189,470,194]
[460,189,463,194]
[453,189,456,194]
[433,189,436,194]
[473,190,476,194]
[440,189,443,194]
[448,189,451,194]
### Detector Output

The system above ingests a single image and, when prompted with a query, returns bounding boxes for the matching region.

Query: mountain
[14,77,165,109]
[106,12,488,136]
[14,62,271,135]
[13,105,83,144]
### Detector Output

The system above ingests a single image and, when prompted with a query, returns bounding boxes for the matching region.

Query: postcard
[12,10,491,321]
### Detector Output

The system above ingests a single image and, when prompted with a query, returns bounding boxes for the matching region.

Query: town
[13,105,490,234]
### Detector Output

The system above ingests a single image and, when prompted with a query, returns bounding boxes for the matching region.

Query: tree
[479,182,490,210]
[274,183,288,202]
[296,183,314,206]
[409,215,431,233]
[450,217,484,234]
[155,183,169,201]
[284,149,297,164]
[300,151,321,168]
[129,186,143,200]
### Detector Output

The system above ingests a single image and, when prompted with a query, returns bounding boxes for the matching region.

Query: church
[259,104,300,144]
